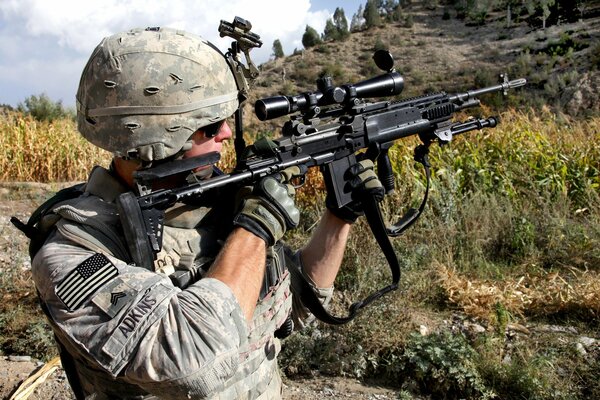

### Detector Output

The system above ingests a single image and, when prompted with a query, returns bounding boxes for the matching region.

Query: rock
[575,342,587,356]
[563,71,600,116]
[507,323,530,335]
[536,325,578,335]
[465,322,486,335]
[419,325,429,336]
[578,336,596,347]
[8,355,32,362]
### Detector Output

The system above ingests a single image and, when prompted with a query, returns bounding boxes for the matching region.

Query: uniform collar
[84,165,130,203]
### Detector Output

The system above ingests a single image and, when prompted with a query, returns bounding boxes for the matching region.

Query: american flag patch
[56,253,118,311]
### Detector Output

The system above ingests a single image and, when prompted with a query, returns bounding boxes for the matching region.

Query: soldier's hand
[233,166,302,246]
[325,159,384,224]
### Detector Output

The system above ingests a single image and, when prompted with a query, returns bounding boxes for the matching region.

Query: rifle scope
[255,71,404,121]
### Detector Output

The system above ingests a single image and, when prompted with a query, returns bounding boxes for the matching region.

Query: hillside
[243,0,600,135]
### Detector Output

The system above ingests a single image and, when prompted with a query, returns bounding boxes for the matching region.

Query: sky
[0,0,365,108]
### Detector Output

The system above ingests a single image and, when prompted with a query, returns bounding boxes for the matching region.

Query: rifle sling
[289,194,400,325]
[386,144,431,237]
[295,144,431,325]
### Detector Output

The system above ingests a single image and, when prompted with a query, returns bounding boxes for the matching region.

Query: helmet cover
[76,27,239,162]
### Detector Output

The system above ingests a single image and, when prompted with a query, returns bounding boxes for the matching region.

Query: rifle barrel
[450,78,527,103]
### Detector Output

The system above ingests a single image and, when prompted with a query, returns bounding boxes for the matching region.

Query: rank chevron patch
[110,292,126,305]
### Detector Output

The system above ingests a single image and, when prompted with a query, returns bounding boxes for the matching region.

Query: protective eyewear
[203,119,226,138]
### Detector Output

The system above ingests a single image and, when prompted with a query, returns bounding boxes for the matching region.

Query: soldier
[28,27,381,399]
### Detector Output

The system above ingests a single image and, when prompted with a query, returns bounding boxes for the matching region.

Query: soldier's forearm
[299,210,351,289]
[207,227,267,321]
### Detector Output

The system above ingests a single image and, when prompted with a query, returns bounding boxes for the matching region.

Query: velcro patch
[92,278,138,318]
[56,253,118,311]
[101,283,174,362]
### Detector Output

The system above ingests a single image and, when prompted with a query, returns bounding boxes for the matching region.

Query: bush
[592,43,600,69]
[399,332,493,399]
[17,93,74,122]
[319,63,345,81]
[360,58,380,77]
[302,25,322,49]
[373,36,388,52]
[272,39,284,59]
[314,44,331,54]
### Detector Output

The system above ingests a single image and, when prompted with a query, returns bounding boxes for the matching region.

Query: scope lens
[255,96,292,121]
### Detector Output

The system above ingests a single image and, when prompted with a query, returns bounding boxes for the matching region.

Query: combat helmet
[76,27,239,162]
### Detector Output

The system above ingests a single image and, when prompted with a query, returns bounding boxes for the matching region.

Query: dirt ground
[0,357,402,400]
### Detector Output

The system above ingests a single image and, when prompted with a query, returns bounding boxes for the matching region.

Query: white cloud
[0,0,332,106]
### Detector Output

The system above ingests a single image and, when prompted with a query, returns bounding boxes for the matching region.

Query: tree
[364,0,382,29]
[323,19,338,41]
[540,0,556,29]
[302,25,322,48]
[502,0,521,28]
[350,4,365,32]
[333,7,350,40]
[272,39,284,58]
[383,0,399,20]
[17,93,74,122]
[323,8,350,41]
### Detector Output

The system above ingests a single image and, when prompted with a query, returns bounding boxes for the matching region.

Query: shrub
[319,63,345,81]
[17,93,74,122]
[373,36,388,52]
[592,43,600,69]
[302,25,322,49]
[272,39,284,59]
[360,58,380,77]
[314,44,331,54]
[399,332,493,399]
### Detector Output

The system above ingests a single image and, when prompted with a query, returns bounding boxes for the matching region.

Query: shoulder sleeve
[32,231,247,398]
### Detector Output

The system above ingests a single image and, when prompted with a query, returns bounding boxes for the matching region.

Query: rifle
[117,49,526,324]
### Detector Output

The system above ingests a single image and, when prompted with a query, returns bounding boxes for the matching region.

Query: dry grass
[438,263,600,321]
[0,112,111,182]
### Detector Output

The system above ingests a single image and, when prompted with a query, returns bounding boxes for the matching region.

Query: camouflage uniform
[32,165,330,399]
[30,27,332,399]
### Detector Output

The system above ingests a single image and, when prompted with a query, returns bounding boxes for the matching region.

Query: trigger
[292,175,306,189]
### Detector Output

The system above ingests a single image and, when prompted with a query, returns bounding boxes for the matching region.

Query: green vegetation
[302,25,322,49]
[272,39,284,59]
[364,0,383,29]
[17,93,74,122]
[323,8,350,42]
[281,108,600,399]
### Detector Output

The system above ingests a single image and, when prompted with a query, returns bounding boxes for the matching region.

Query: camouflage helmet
[76,27,239,162]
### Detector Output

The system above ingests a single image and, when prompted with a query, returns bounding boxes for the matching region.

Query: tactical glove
[325,159,385,223]
[233,167,302,246]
